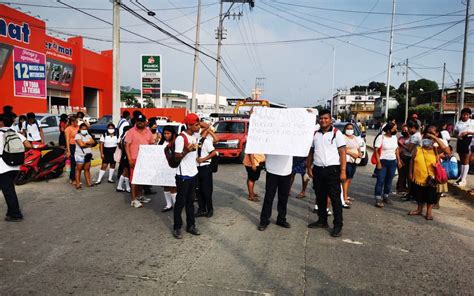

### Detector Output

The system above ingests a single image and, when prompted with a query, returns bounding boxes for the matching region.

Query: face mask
[422,139,433,147]
[80,130,88,136]
[151,128,157,134]
[108,128,115,134]
[345,130,354,136]
[402,132,409,137]
[391,130,398,136]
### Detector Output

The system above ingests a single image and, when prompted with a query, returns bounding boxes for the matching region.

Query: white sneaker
[137,196,151,204]
[456,181,467,187]
[327,209,332,216]
[131,200,143,208]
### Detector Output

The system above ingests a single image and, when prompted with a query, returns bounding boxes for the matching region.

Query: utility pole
[191,0,202,113]
[405,59,409,123]
[253,77,265,100]
[215,1,224,113]
[456,79,460,122]
[384,0,396,120]
[112,0,121,124]
[440,62,446,116]
[331,46,336,110]
[459,0,471,111]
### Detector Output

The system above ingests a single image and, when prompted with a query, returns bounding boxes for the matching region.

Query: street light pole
[384,0,396,120]
[331,46,336,108]
[112,0,121,124]
[215,1,224,113]
[405,59,409,123]
[191,0,202,113]
[459,0,471,111]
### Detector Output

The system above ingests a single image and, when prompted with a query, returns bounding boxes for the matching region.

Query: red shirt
[125,127,155,160]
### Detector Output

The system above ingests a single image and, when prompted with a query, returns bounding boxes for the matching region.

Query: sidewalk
[365,131,474,202]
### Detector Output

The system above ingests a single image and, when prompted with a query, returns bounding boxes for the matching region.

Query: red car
[214,119,248,163]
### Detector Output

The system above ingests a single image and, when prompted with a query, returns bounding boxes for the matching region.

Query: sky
[3,0,473,107]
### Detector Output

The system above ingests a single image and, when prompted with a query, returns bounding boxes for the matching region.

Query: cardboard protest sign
[245,108,316,156]
[132,145,176,186]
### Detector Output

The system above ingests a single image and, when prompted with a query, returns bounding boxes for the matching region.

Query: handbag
[432,148,448,184]
[371,134,383,165]
[441,156,459,179]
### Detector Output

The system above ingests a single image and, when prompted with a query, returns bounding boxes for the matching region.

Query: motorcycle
[15,142,67,185]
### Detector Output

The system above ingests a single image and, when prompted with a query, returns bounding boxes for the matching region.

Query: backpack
[198,137,219,173]
[0,129,25,166]
[164,133,189,169]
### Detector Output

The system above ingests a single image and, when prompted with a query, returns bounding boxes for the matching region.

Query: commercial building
[331,89,380,121]
[0,4,112,117]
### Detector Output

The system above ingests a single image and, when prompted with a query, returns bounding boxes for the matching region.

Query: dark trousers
[397,155,410,192]
[197,165,213,213]
[174,176,196,230]
[312,166,343,228]
[0,170,22,219]
[69,144,76,181]
[260,172,291,225]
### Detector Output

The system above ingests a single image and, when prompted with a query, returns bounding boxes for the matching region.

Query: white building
[331,89,380,121]
[171,90,229,114]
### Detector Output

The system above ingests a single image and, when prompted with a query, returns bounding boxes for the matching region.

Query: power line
[272,1,465,17]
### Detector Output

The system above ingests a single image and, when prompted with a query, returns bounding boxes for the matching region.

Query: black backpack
[0,129,25,166]
[198,137,219,173]
[164,133,189,169]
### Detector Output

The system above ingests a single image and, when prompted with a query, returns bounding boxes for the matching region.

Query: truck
[213,119,249,163]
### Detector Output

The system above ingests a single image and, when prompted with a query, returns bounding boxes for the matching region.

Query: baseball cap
[184,113,200,125]
[136,114,147,122]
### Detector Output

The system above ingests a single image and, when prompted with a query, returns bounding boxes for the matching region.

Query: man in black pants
[196,130,218,218]
[258,155,293,231]
[173,113,201,239]
[0,115,31,222]
[306,109,347,237]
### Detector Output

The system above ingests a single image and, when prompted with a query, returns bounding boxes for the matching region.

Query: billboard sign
[46,59,75,91]
[13,46,46,99]
[141,54,161,102]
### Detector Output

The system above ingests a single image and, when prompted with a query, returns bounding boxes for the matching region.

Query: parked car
[214,119,248,163]
[333,122,368,166]
[89,115,113,140]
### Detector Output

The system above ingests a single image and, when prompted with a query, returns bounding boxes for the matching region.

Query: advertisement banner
[141,54,161,102]
[46,59,75,91]
[13,46,46,99]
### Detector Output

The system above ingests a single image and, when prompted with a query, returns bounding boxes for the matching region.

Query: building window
[368,96,374,100]
[355,96,362,100]
[341,96,346,100]
[340,106,345,110]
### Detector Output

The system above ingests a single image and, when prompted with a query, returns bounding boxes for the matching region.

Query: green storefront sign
[141,55,160,72]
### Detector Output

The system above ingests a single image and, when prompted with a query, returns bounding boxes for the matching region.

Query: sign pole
[112,0,121,124]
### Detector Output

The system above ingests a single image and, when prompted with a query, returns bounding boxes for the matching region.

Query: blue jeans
[374,159,397,200]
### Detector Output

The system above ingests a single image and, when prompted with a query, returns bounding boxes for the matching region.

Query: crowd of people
[0,105,473,240]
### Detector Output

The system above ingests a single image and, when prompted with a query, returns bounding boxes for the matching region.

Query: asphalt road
[1,162,473,295]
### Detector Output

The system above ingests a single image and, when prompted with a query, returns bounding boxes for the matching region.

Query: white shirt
[24,121,42,142]
[344,135,361,163]
[265,154,293,176]
[75,133,93,157]
[117,118,130,139]
[440,130,451,142]
[374,134,398,160]
[455,119,474,137]
[197,135,215,167]
[312,127,346,167]
[174,132,198,177]
[0,128,27,173]
[100,134,118,148]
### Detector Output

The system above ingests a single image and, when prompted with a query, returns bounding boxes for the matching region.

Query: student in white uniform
[159,126,178,212]
[257,154,293,231]
[454,108,474,187]
[172,113,201,239]
[95,123,118,185]
[196,128,218,218]
[306,109,346,237]
[23,112,44,143]
[0,115,31,222]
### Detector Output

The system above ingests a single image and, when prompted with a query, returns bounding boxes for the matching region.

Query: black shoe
[206,210,214,218]
[186,226,201,236]
[5,215,23,222]
[116,188,125,192]
[308,220,329,228]
[195,211,208,217]
[276,220,291,228]
[161,206,173,213]
[173,229,183,239]
[257,223,268,231]
[331,227,342,237]
[107,180,115,183]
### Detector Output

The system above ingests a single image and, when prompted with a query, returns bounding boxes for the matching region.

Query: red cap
[184,113,200,125]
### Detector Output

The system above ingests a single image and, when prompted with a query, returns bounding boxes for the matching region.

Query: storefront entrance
[84,87,99,117]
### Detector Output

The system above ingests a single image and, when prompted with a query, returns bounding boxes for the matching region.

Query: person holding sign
[158,126,178,212]
[172,113,201,239]
[306,109,346,237]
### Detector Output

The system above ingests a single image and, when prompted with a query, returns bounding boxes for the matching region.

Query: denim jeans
[374,159,397,200]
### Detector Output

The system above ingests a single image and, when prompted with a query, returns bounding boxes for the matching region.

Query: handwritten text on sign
[132,145,176,186]
[245,108,316,156]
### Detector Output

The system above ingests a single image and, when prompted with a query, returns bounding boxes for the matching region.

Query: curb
[367,144,473,203]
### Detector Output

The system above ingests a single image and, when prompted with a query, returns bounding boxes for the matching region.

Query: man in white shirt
[23,112,44,143]
[306,109,346,237]
[257,154,293,231]
[117,110,131,139]
[196,127,218,218]
[172,113,201,239]
[0,115,31,222]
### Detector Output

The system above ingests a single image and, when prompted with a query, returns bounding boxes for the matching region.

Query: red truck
[213,119,249,163]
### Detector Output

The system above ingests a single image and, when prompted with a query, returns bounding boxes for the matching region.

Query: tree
[367,81,395,96]
[311,105,325,112]
[121,93,141,108]
[350,85,367,92]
